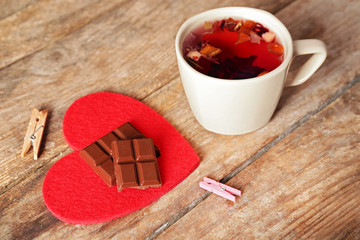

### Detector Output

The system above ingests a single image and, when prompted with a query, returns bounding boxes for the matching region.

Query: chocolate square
[96,132,120,155]
[80,143,109,166]
[133,138,156,161]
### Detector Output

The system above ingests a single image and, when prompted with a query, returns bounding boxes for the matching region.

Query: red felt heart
[43,92,200,224]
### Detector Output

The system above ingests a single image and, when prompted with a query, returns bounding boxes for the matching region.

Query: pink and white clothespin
[199,177,241,202]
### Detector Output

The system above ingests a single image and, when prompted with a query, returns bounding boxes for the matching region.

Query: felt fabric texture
[43,92,200,225]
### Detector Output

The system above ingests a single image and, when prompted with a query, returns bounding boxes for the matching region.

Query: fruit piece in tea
[182,18,284,79]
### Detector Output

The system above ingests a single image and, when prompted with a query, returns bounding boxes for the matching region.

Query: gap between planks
[145,74,360,240]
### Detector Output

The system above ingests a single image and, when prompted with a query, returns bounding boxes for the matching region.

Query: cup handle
[285,39,327,87]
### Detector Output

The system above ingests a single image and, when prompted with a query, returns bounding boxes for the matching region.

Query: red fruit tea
[182,18,284,79]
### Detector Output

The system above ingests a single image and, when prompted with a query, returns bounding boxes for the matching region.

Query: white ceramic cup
[175,7,327,135]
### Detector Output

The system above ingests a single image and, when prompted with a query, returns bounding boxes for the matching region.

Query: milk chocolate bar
[112,138,161,192]
[79,122,160,187]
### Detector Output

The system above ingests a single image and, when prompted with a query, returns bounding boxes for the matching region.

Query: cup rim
[175,7,294,84]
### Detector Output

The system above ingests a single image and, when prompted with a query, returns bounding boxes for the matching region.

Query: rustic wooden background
[0,0,359,239]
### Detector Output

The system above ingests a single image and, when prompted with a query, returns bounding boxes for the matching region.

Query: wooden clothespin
[199,177,241,202]
[21,109,48,160]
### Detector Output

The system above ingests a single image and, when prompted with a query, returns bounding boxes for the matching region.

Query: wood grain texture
[0,0,39,20]
[0,0,130,70]
[157,78,360,240]
[0,0,359,239]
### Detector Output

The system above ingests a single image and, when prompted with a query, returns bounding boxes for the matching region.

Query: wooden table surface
[1,0,359,239]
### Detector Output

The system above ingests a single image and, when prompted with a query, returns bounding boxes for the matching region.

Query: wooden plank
[0,0,130,69]
[156,77,360,240]
[0,0,39,20]
[0,0,359,239]
[0,163,60,240]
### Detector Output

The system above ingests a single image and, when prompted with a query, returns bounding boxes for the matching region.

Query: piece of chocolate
[112,139,135,164]
[96,159,116,187]
[79,143,115,187]
[96,132,120,155]
[112,138,161,192]
[116,163,138,188]
[113,122,144,139]
[133,138,156,161]
[80,143,109,166]
[79,122,160,188]
[137,161,160,186]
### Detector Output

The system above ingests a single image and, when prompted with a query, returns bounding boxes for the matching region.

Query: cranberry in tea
[182,18,284,79]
